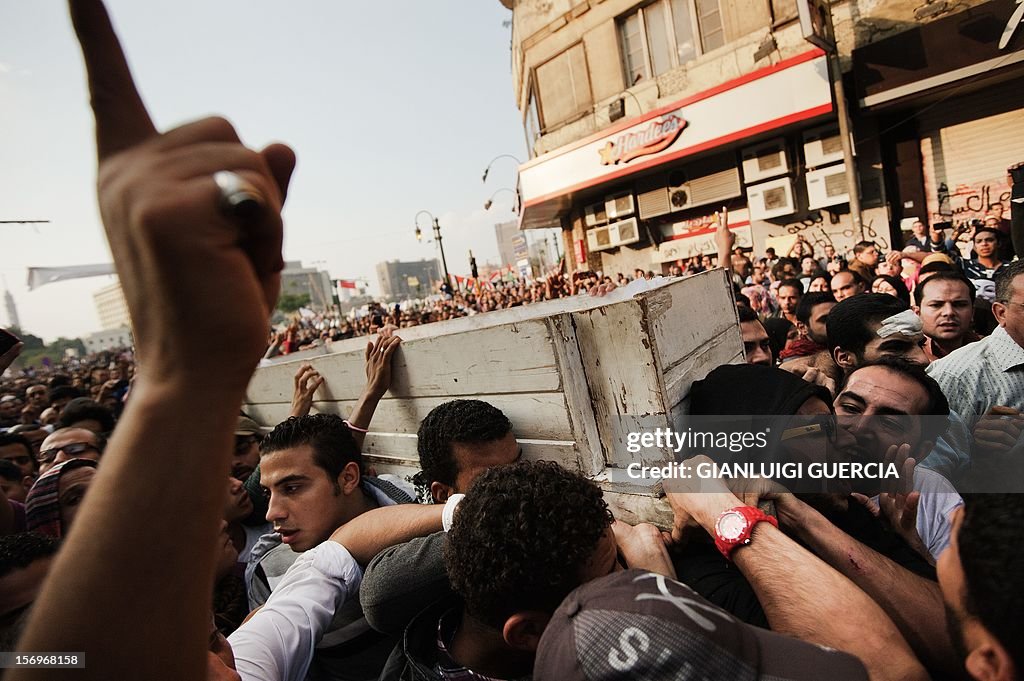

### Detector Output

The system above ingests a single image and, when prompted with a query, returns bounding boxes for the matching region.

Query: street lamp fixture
[484,187,516,211]
[481,154,522,183]
[414,210,451,291]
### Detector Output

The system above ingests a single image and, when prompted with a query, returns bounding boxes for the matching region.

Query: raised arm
[773,491,959,675]
[714,206,735,276]
[346,334,401,450]
[666,471,928,681]
[11,3,294,679]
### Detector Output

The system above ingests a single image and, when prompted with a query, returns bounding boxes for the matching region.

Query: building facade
[93,281,131,331]
[375,259,442,299]
[494,220,521,267]
[280,261,334,310]
[82,326,133,354]
[852,0,1024,234]
[504,0,1023,275]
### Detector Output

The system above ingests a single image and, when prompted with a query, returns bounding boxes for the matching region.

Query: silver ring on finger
[214,170,265,219]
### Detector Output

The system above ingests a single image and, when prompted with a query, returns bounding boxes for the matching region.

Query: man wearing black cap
[678,362,961,675]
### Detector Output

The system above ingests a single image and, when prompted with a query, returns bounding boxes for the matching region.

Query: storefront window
[645,1,673,77]
[525,86,541,157]
[535,43,593,130]
[695,0,724,52]
[619,0,724,83]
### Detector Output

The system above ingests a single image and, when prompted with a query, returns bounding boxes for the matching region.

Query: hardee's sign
[599,112,688,165]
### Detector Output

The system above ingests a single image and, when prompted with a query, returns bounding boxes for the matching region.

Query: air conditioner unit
[741,139,788,183]
[806,163,850,209]
[688,167,742,208]
[747,177,796,220]
[584,201,608,228]
[605,193,636,220]
[637,187,671,219]
[803,125,844,168]
[586,225,614,252]
[667,181,692,212]
[610,217,641,246]
[586,217,641,252]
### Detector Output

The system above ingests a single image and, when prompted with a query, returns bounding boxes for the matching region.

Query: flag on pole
[27,263,116,290]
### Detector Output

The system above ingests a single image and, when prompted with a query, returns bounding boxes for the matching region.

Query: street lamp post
[481,154,522,184]
[484,187,516,211]
[414,210,451,292]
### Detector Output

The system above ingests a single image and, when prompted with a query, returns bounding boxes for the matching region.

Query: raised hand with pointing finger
[10,4,294,680]
[71,0,295,390]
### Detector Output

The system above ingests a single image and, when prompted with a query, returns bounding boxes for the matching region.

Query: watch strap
[713,505,778,560]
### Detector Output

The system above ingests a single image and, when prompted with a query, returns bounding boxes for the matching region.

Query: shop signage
[598,113,688,165]
[518,51,831,230]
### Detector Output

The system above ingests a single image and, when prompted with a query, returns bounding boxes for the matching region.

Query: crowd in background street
[1,4,1022,681]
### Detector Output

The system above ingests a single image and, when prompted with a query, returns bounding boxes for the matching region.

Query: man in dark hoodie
[676,363,960,675]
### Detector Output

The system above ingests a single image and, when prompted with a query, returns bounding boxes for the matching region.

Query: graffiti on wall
[758,210,890,256]
[932,180,1011,224]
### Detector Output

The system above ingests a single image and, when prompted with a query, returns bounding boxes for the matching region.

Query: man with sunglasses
[834,358,961,559]
[36,428,102,476]
[679,363,962,675]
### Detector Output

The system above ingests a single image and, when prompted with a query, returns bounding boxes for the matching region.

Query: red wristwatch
[713,506,778,560]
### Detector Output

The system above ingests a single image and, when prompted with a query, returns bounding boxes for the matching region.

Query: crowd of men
[1,3,1022,681]
[271,208,1008,360]
[266,270,646,355]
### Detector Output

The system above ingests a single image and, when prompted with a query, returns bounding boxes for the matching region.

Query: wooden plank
[662,327,745,410]
[647,269,740,379]
[246,319,564,403]
[243,391,576,441]
[571,297,672,469]
[361,433,580,471]
[546,313,604,476]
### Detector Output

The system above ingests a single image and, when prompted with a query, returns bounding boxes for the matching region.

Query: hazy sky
[1,1,531,342]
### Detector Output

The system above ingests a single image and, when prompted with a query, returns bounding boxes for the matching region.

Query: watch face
[716,511,747,541]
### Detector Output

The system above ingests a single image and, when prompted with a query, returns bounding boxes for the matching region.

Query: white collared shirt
[927,326,1024,427]
[229,541,362,681]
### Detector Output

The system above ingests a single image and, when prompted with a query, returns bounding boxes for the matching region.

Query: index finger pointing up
[69,0,158,158]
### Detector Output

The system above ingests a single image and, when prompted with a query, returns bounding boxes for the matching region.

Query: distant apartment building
[502,0,1023,274]
[82,326,133,354]
[376,259,442,299]
[281,261,334,310]
[494,220,521,267]
[93,281,131,330]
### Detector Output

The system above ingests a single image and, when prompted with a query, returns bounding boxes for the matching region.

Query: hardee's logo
[599,113,687,165]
